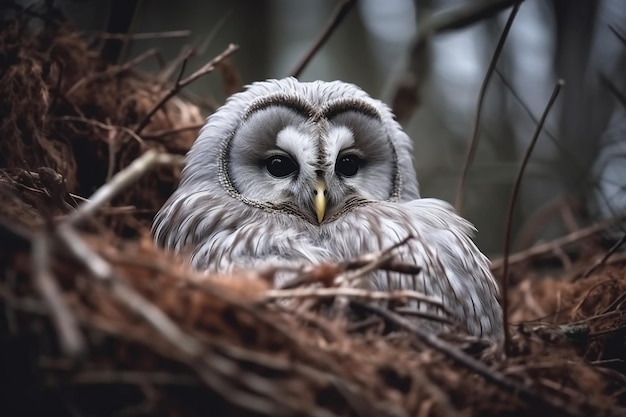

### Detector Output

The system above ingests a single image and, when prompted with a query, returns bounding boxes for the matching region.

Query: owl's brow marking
[242,93,315,120]
[320,98,382,121]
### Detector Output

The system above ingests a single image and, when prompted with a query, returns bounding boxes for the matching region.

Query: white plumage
[153,77,504,341]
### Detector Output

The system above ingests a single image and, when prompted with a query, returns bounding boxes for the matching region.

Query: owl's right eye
[265,155,298,177]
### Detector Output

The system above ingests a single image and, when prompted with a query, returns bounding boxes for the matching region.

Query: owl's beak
[314,181,327,224]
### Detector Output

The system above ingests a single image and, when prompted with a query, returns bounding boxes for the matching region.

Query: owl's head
[177,77,419,225]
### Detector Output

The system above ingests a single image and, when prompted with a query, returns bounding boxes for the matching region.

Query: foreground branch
[63,150,183,228]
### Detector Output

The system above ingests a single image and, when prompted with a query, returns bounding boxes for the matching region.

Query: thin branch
[135,43,239,134]
[455,1,521,213]
[142,122,205,139]
[501,80,563,355]
[264,287,447,310]
[68,370,200,386]
[66,48,160,97]
[62,150,183,228]
[158,45,195,83]
[275,235,417,289]
[32,234,85,357]
[91,30,192,41]
[50,115,145,146]
[582,234,626,278]
[490,214,626,270]
[289,0,356,78]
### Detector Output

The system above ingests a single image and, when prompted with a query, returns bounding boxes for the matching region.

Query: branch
[581,234,626,278]
[135,43,239,134]
[92,30,191,41]
[62,150,183,228]
[289,0,356,78]
[490,215,626,270]
[455,1,521,212]
[500,80,563,354]
[32,234,85,357]
[264,287,447,309]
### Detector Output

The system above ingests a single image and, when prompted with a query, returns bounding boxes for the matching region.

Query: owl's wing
[331,198,504,341]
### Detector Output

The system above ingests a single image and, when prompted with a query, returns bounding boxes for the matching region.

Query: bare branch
[289,0,356,78]
[135,43,240,135]
[455,1,521,212]
[264,287,446,309]
[582,234,626,278]
[500,80,564,355]
[32,234,85,357]
[91,30,192,41]
[62,150,183,228]
[490,215,626,270]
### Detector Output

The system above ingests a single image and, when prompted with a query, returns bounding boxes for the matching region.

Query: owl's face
[226,96,401,224]
[168,78,420,231]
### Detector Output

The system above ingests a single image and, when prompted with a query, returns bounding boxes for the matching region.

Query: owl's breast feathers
[154,193,504,341]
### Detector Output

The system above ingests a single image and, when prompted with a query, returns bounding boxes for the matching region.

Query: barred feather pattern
[153,78,504,342]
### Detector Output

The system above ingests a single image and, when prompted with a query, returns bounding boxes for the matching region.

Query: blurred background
[30,0,626,256]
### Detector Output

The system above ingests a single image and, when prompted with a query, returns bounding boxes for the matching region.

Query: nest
[1,8,625,417]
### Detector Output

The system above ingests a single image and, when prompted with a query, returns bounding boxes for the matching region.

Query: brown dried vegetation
[0,8,625,417]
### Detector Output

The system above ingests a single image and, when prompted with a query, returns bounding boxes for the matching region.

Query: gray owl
[153,77,504,342]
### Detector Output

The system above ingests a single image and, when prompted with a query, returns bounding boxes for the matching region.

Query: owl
[153,77,504,342]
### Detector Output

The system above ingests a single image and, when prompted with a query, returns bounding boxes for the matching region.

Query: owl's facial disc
[226,101,399,225]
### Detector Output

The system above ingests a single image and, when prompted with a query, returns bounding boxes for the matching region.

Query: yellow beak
[314,181,327,224]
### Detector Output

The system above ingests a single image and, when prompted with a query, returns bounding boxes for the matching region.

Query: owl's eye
[336,154,360,177]
[266,155,298,177]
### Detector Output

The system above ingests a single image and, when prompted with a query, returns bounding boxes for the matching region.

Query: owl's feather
[153,78,503,341]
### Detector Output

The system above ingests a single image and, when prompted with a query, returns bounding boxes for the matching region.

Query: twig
[142,122,205,140]
[51,115,144,146]
[289,0,356,78]
[608,24,626,45]
[276,235,418,289]
[66,48,160,97]
[334,235,416,287]
[62,150,183,228]
[68,370,200,386]
[355,303,586,417]
[490,215,626,270]
[264,287,447,310]
[135,43,239,134]
[582,234,626,278]
[501,80,563,355]
[91,30,192,41]
[393,307,455,326]
[158,45,195,83]
[32,234,85,358]
[196,10,234,56]
[455,1,521,212]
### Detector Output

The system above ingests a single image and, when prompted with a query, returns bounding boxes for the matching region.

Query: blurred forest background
[23,0,626,256]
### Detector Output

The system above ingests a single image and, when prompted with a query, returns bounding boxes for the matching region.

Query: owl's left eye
[266,155,298,177]
[336,154,360,177]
